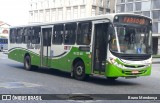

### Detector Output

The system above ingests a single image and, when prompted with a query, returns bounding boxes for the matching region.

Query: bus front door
[41,27,52,67]
[92,21,109,75]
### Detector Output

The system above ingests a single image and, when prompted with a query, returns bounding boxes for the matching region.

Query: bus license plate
[132,70,139,74]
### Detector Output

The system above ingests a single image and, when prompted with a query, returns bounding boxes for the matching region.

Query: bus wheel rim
[25,59,29,69]
[76,66,83,76]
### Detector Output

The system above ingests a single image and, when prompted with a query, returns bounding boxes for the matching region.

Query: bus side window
[64,23,76,45]
[77,22,92,45]
[16,28,23,44]
[23,28,28,43]
[10,29,16,43]
[23,28,32,44]
[32,27,40,44]
[53,24,64,44]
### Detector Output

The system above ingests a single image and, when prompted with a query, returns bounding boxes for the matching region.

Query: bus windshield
[110,25,152,54]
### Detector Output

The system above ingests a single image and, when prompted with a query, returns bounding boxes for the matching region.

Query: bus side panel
[50,46,92,74]
[8,47,41,67]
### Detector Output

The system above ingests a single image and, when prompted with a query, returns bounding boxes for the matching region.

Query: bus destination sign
[123,17,145,25]
[114,16,150,26]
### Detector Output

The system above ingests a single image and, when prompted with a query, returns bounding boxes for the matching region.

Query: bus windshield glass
[110,25,152,54]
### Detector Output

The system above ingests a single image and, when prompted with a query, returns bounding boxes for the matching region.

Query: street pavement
[0,52,160,103]
[152,58,160,64]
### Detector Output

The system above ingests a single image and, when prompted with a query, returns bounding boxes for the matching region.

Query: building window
[92,0,96,5]
[37,2,41,9]
[152,22,158,33]
[99,0,103,7]
[134,12,142,15]
[152,0,160,9]
[127,0,133,2]
[142,11,150,17]
[55,0,62,6]
[73,0,78,5]
[135,2,141,11]
[77,22,92,45]
[51,9,56,22]
[81,0,86,4]
[80,6,86,18]
[58,8,63,21]
[39,10,43,22]
[99,8,103,15]
[106,0,110,8]
[106,9,110,13]
[32,3,36,10]
[29,12,33,22]
[68,0,73,5]
[64,23,76,45]
[44,0,49,8]
[73,6,78,19]
[117,0,125,4]
[66,7,71,20]
[30,4,32,10]
[92,6,96,16]
[52,0,55,7]
[126,3,133,12]
[34,11,38,22]
[152,10,160,20]
[45,9,50,22]
[141,1,151,11]
[116,4,125,12]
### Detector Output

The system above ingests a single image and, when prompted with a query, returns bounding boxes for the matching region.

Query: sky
[0,0,29,26]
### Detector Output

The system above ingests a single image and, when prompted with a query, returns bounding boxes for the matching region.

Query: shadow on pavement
[7,64,139,86]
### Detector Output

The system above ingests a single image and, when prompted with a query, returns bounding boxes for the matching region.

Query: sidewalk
[152,58,160,64]
[1,49,8,53]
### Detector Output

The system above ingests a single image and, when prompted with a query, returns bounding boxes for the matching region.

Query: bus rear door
[41,26,53,67]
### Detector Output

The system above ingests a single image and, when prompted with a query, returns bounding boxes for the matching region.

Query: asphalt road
[0,52,160,103]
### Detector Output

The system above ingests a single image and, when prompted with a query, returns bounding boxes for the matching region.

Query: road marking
[0,82,42,89]
[67,100,103,103]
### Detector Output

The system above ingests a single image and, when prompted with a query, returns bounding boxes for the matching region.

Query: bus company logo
[2,95,11,100]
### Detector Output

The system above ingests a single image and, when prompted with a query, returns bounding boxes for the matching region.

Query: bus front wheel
[24,56,32,71]
[73,61,87,81]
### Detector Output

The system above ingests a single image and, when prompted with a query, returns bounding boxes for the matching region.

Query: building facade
[29,0,110,23]
[0,21,10,38]
[115,0,160,54]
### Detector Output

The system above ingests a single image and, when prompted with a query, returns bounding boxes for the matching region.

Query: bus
[0,36,8,51]
[8,13,152,80]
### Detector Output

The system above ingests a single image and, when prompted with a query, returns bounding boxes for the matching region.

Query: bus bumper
[105,63,151,78]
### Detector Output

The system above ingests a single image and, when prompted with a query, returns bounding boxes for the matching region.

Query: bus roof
[10,13,152,28]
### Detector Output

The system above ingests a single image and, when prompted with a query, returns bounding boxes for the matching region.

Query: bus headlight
[116,63,124,68]
[110,58,125,68]
[110,58,115,64]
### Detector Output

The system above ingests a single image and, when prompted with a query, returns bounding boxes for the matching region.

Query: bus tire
[24,56,32,71]
[107,77,118,81]
[73,61,86,81]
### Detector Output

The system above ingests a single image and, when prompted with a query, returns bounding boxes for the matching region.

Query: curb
[152,62,160,64]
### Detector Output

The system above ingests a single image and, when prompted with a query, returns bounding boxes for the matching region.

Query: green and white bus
[8,13,152,80]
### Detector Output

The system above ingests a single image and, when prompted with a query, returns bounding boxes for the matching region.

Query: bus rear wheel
[24,56,32,71]
[73,61,87,81]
